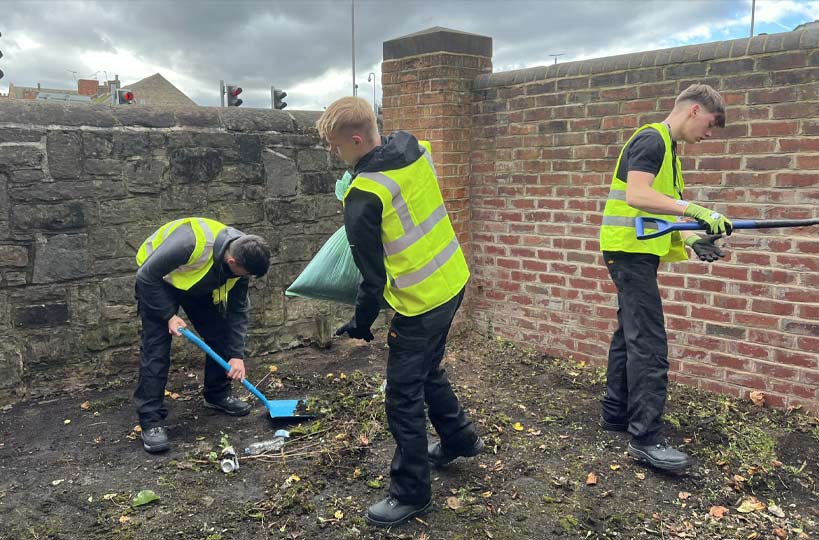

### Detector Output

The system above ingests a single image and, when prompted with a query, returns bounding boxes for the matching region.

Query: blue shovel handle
[635,217,819,240]
[179,327,271,408]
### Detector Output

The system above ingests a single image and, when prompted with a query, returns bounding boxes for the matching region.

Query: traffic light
[0,32,4,81]
[226,85,243,107]
[273,88,287,110]
[116,89,135,104]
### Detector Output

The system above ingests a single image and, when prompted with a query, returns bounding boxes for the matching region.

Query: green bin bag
[285,225,361,305]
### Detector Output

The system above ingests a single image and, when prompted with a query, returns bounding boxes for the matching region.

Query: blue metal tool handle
[635,217,819,240]
[179,327,270,407]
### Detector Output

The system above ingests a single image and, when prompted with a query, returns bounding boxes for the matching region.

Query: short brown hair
[316,96,378,142]
[675,84,726,127]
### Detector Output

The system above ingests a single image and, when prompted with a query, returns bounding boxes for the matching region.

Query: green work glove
[685,234,725,263]
[683,203,733,235]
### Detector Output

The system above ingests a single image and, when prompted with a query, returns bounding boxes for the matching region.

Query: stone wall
[382,27,819,411]
[0,100,350,403]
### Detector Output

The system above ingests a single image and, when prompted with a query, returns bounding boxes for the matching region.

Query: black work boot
[365,496,432,528]
[428,436,485,468]
[204,395,251,417]
[628,439,691,471]
[141,426,170,453]
[599,416,628,432]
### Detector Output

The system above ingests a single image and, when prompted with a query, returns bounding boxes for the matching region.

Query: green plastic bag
[285,225,361,305]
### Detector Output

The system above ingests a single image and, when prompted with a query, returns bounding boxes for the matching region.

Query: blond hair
[675,84,726,127]
[316,96,378,142]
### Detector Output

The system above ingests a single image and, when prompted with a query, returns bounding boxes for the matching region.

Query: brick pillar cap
[383,26,492,60]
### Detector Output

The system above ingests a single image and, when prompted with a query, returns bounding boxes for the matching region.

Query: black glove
[335,319,374,342]
[686,234,725,263]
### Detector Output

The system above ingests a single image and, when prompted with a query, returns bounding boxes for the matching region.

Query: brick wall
[0,100,350,403]
[383,27,819,411]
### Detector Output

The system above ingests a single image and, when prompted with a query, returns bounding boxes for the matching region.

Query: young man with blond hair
[317,96,482,527]
[599,84,733,472]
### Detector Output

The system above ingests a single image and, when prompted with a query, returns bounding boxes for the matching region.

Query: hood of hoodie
[354,131,424,176]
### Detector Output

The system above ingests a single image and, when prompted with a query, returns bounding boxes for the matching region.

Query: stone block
[112,132,153,158]
[263,149,300,197]
[237,134,263,163]
[46,132,82,179]
[298,171,335,195]
[124,158,168,194]
[32,233,91,283]
[112,107,175,128]
[2,272,26,287]
[68,283,102,326]
[169,148,224,183]
[159,184,209,211]
[0,145,45,171]
[100,276,136,305]
[9,169,46,184]
[10,181,97,203]
[13,201,95,231]
[0,173,8,220]
[24,330,79,368]
[265,199,317,224]
[0,340,24,390]
[296,149,329,172]
[99,197,157,225]
[0,245,29,267]
[82,321,137,351]
[84,158,123,176]
[0,127,45,144]
[220,163,264,185]
[81,132,113,158]
[208,201,265,226]
[13,302,70,328]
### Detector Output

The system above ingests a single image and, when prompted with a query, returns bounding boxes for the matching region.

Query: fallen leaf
[339,373,347,380]
[51,479,65,486]
[119,515,130,524]
[749,391,765,407]
[103,493,118,500]
[268,365,278,373]
[446,496,461,510]
[358,434,370,446]
[678,491,691,500]
[80,401,90,410]
[334,510,343,519]
[512,422,524,431]
[768,504,785,518]
[133,425,142,433]
[710,505,728,519]
[352,468,361,479]
[586,472,598,486]
[635,472,646,480]
[773,528,788,540]
[733,474,746,483]
[609,464,621,471]
[132,490,159,507]
[772,459,783,468]
[481,491,492,498]
[169,392,181,400]
[737,497,765,513]
[63,419,71,425]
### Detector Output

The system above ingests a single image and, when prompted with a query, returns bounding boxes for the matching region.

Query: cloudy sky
[1,0,818,110]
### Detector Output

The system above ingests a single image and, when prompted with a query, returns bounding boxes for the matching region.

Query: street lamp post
[367,72,376,113]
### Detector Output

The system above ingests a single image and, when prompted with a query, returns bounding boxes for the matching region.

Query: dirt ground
[1,329,817,540]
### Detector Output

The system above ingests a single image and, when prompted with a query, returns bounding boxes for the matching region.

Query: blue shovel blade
[265,398,314,419]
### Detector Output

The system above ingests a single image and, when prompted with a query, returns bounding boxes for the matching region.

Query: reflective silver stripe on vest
[143,218,186,259]
[607,189,627,201]
[361,172,416,234]
[601,216,637,228]
[422,149,437,177]
[174,218,216,273]
[384,204,448,256]
[392,236,460,289]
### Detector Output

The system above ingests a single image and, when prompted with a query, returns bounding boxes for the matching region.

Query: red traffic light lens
[123,92,134,101]
[230,87,243,97]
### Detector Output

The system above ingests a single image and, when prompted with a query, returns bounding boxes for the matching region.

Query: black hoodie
[135,225,250,359]
[345,131,425,331]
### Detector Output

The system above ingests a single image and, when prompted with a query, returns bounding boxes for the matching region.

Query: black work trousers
[601,251,668,444]
[385,288,477,505]
[134,286,233,429]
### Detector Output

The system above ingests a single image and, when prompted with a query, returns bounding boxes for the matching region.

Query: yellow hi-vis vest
[135,217,240,304]
[599,123,687,262]
[343,141,470,317]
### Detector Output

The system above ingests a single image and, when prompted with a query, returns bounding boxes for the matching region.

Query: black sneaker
[365,496,432,528]
[628,439,691,471]
[428,436,485,468]
[141,426,170,453]
[204,395,251,417]
[599,416,628,432]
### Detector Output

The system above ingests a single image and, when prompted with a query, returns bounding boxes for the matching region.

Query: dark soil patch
[0,330,816,539]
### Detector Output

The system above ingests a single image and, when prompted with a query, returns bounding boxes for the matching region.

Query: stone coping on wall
[474,27,819,89]
[0,100,323,133]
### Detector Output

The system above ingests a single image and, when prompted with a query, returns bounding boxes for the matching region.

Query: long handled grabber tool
[636,217,819,240]
[179,328,313,421]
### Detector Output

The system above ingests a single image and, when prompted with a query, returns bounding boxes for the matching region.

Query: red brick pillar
[381,27,492,259]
